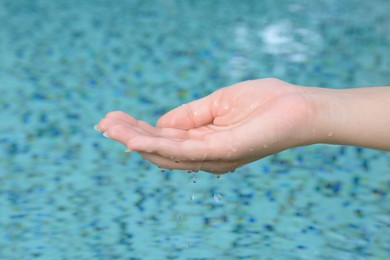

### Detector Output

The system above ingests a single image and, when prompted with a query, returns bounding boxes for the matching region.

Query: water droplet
[189,171,197,183]
[184,237,192,248]
[191,194,195,200]
[215,175,221,179]
[213,193,223,203]
[328,132,334,137]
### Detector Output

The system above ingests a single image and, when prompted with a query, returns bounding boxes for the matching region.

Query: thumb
[157,92,218,129]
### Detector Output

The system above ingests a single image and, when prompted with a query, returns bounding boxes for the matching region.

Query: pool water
[1,0,390,259]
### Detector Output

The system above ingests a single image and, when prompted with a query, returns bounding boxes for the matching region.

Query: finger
[101,111,194,140]
[104,124,149,149]
[105,124,236,162]
[104,124,195,155]
[139,152,240,174]
[98,116,150,136]
[156,90,221,129]
[157,125,215,140]
[104,110,156,134]
[105,110,138,124]
[129,129,241,162]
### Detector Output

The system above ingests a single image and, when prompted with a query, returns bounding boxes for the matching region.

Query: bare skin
[95,78,390,174]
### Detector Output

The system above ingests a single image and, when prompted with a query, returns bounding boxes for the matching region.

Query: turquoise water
[1,0,390,259]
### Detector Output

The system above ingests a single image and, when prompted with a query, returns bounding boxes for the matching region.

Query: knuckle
[126,135,138,147]
[98,117,113,131]
[107,124,123,137]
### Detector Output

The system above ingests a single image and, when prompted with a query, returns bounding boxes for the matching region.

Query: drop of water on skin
[328,132,334,137]
[213,193,223,203]
[231,147,237,152]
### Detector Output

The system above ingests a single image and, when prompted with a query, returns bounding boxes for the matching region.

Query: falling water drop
[184,237,192,248]
[213,193,223,203]
[189,171,197,183]
[191,194,195,201]
[215,175,221,179]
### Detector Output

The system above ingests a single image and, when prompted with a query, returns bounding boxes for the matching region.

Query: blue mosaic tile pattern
[0,0,389,259]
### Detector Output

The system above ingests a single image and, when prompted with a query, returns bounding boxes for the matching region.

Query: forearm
[303,85,390,151]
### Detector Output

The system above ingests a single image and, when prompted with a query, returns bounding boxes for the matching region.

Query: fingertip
[94,124,102,132]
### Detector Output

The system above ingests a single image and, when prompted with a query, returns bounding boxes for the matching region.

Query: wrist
[296,85,345,146]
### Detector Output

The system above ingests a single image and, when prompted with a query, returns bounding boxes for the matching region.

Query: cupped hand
[96,78,316,174]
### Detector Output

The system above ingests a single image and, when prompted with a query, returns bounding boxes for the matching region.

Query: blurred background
[0,0,389,259]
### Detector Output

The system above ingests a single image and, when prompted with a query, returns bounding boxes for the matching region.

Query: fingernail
[124,148,132,152]
[94,124,102,132]
[103,132,110,138]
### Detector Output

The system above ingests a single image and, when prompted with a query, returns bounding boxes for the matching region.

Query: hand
[96,78,317,174]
